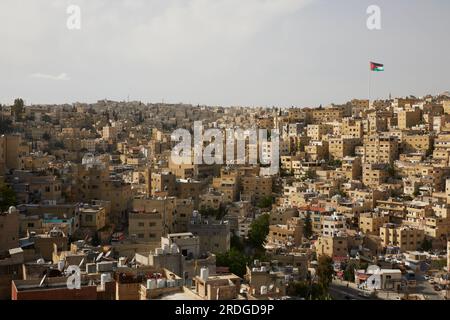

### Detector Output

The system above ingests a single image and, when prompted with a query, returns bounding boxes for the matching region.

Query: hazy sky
[1,0,449,107]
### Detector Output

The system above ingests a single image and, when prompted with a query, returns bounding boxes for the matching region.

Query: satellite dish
[366,273,381,290]
[367,265,381,274]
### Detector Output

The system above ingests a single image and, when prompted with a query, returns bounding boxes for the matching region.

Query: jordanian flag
[370,62,384,72]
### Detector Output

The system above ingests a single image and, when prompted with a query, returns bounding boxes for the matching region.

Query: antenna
[39,274,47,287]
[96,252,104,262]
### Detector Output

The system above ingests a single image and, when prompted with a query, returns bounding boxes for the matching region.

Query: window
[138,222,145,227]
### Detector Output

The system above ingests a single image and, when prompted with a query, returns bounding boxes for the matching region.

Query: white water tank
[260,266,267,272]
[167,279,176,288]
[260,286,268,295]
[8,206,17,214]
[101,273,111,285]
[118,257,126,267]
[57,260,65,271]
[200,267,209,281]
[37,258,45,264]
[100,273,111,290]
[147,279,157,290]
[162,244,170,254]
[157,278,166,288]
[170,243,179,254]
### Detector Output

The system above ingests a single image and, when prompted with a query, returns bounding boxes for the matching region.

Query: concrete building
[0,206,19,254]
[379,223,424,252]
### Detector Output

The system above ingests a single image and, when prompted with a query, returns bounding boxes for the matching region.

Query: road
[329,280,378,300]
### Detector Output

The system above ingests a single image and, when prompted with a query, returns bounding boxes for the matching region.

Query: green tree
[12,98,24,121]
[287,281,330,300]
[343,260,359,282]
[42,115,52,123]
[0,119,13,134]
[304,212,313,239]
[230,234,244,251]
[317,255,334,290]
[248,214,270,249]
[420,238,433,252]
[216,248,250,277]
[257,196,273,209]
[0,184,17,212]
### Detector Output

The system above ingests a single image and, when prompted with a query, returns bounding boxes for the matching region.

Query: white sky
[1,0,449,107]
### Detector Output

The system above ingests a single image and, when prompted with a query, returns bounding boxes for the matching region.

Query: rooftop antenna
[39,274,47,287]
[96,252,104,262]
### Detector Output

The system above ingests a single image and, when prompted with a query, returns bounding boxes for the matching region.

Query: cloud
[29,73,71,81]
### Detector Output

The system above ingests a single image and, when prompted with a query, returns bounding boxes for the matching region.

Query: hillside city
[1,94,450,300]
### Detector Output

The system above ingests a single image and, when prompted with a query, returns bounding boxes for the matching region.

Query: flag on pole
[370,62,384,72]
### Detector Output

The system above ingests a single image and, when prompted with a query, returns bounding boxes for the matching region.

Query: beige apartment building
[267,217,303,247]
[398,108,421,129]
[307,124,332,140]
[402,134,433,154]
[78,203,107,231]
[128,209,164,244]
[0,134,22,173]
[328,137,360,160]
[379,223,424,251]
[315,235,348,260]
[341,156,362,180]
[363,135,398,164]
[305,141,329,162]
[0,207,19,254]
[359,212,389,235]
[363,163,389,188]
[311,108,344,124]
[151,172,176,196]
[212,169,240,203]
[342,118,363,138]
[241,175,272,204]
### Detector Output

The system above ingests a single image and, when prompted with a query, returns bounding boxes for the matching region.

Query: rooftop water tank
[167,279,176,288]
[118,257,126,267]
[260,286,268,295]
[57,260,65,271]
[157,278,166,288]
[200,267,209,281]
[147,279,157,290]
[170,243,179,254]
